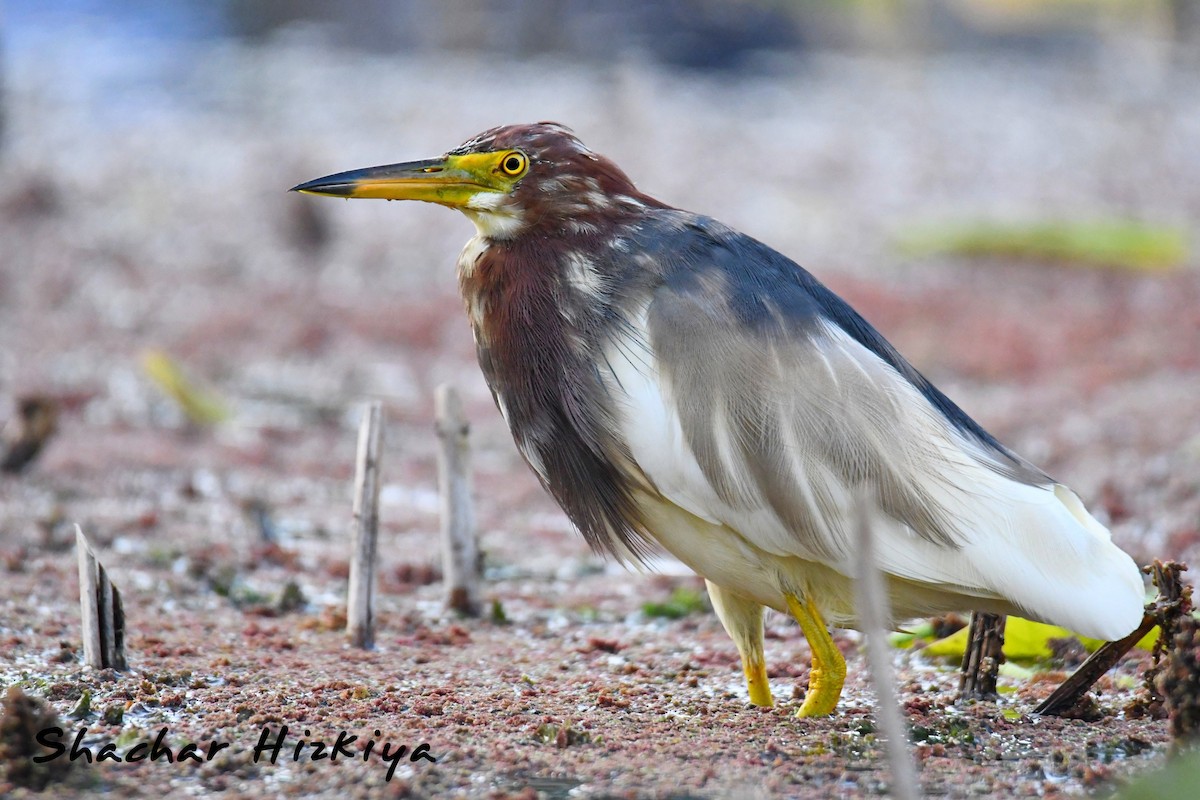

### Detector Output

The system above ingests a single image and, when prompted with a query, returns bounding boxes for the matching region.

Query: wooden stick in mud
[76,526,127,670]
[959,612,1006,700]
[347,401,384,649]
[436,385,480,616]
[1034,614,1158,716]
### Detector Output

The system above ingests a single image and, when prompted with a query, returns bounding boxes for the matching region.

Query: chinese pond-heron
[294,123,1144,716]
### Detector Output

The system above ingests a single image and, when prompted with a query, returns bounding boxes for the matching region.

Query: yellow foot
[744,657,774,707]
[785,593,847,717]
[705,580,775,708]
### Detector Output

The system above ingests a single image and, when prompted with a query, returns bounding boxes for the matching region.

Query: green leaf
[920,617,1160,663]
[141,350,229,425]
[642,587,707,620]
[1078,628,1161,654]
[69,689,92,720]
[1112,748,1200,800]
[998,662,1036,682]
[890,621,938,649]
[897,219,1188,272]
[114,728,144,749]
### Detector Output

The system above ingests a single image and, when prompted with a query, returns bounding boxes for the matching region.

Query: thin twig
[347,401,384,649]
[436,385,480,616]
[1034,614,1157,715]
[852,494,921,800]
[1036,560,1189,717]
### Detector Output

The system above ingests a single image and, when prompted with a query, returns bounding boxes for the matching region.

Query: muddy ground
[2,29,1200,799]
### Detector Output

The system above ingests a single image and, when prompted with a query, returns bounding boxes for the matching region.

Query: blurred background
[2,1,1199,574]
[1,8,1198,797]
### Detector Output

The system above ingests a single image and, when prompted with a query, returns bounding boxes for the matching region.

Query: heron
[294,122,1144,716]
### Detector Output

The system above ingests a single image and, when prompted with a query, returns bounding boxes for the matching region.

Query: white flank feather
[604,310,1145,640]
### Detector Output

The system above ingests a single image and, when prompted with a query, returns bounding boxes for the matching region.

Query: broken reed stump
[1036,560,1190,717]
[1163,612,1200,746]
[1145,561,1194,720]
[436,385,480,616]
[75,526,126,670]
[1154,563,1198,745]
[959,612,1006,700]
[851,497,920,800]
[347,401,384,649]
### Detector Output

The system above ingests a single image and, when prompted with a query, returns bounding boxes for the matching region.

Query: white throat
[463,192,526,240]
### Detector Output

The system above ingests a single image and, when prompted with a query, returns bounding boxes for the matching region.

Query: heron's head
[293,122,656,239]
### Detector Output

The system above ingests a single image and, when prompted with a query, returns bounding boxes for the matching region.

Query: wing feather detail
[600,269,1143,639]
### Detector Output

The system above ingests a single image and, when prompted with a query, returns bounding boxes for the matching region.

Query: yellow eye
[499,151,527,176]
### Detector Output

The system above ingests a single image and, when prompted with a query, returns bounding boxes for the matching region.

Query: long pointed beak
[291,154,498,208]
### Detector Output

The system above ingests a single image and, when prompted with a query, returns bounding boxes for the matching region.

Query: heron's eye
[499,152,527,176]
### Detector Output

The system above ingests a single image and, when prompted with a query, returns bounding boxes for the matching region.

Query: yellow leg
[742,655,773,708]
[706,581,774,707]
[785,593,846,717]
